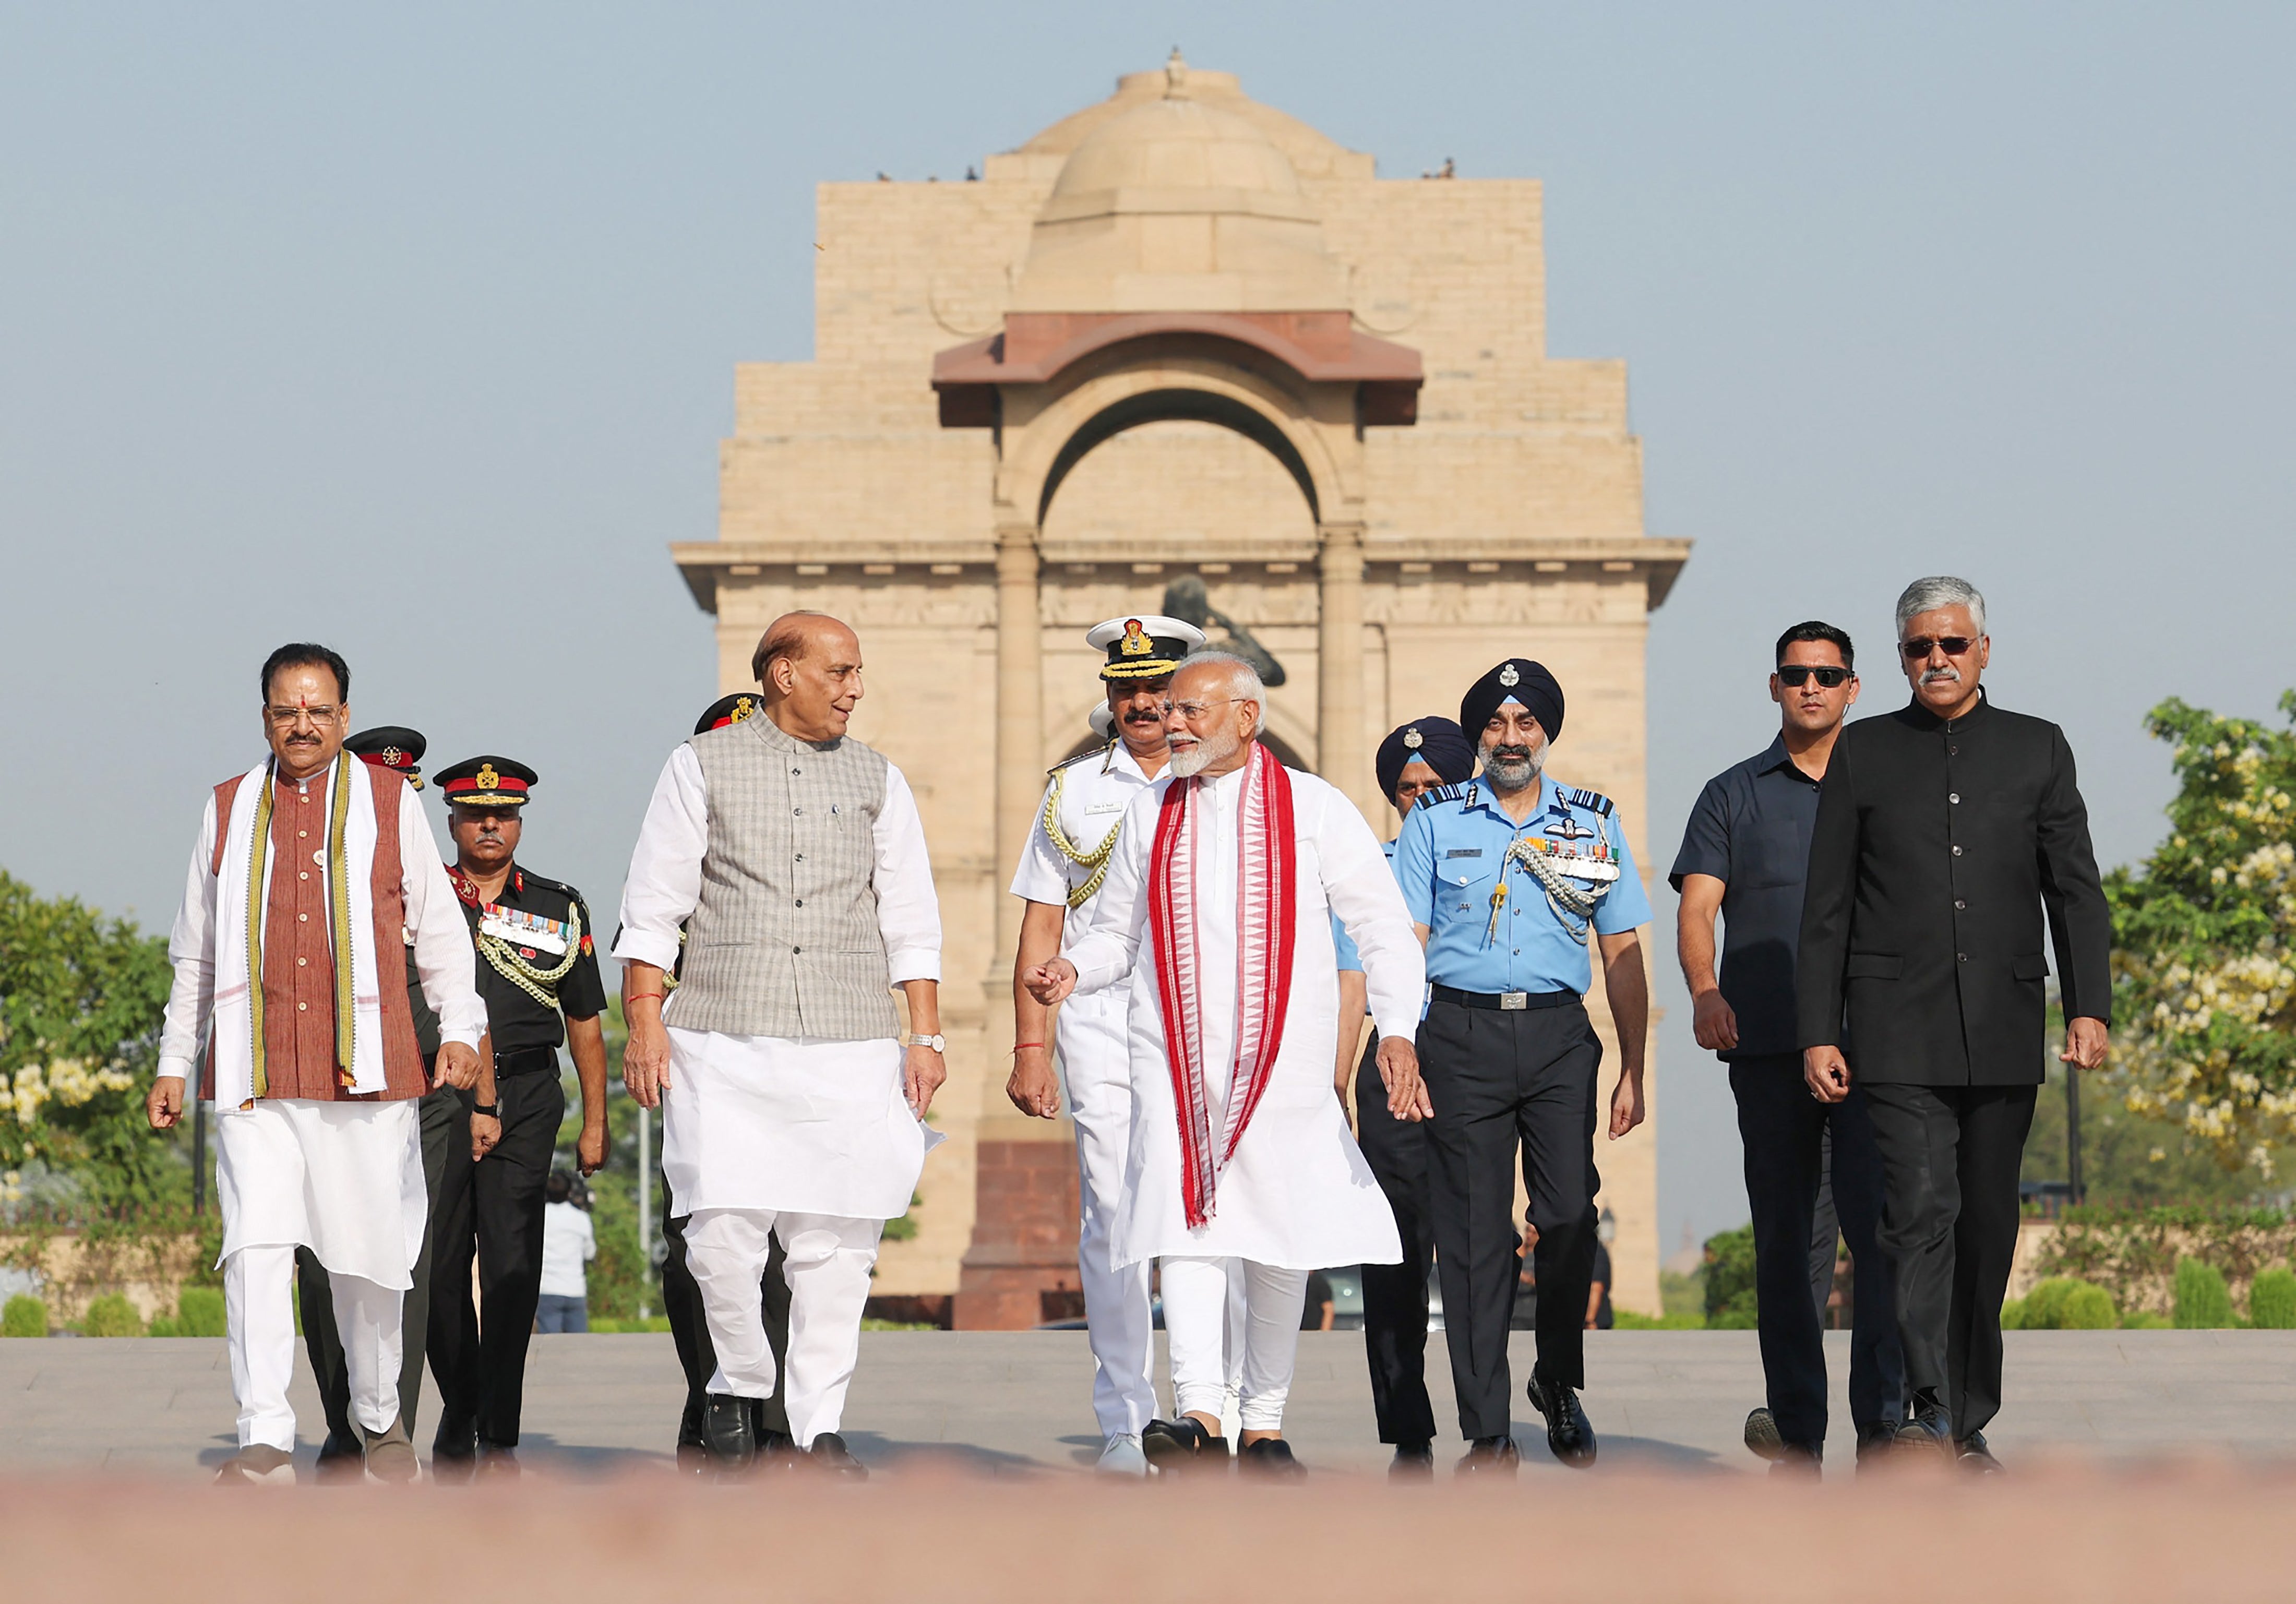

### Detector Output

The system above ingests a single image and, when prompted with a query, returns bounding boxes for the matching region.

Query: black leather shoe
[1955,1431,2004,1474]
[1768,1442,1822,1478]
[476,1445,520,1480]
[759,1428,798,1469]
[1854,1420,1898,1467]
[1742,1406,1785,1462]
[702,1392,756,1474]
[430,1418,478,1484]
[806,1432,868,1478]
[1239,1437,1306,1479]
[1141,1416,1218,1474]
[676,1398,708,1474]
[1525,1374,1597,1468]
[315,1427,365,1483]
[1389,1441,1435,1480]
[1454,1435,1520,1476]
[1894,1395,1954,1459]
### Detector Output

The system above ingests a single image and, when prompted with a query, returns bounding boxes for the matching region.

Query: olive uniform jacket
[1796,692,2111,1086]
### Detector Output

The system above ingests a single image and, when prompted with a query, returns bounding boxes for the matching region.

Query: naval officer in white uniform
[1007,613,1205,1475]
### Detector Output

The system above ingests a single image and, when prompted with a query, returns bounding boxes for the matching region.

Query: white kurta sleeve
[873,763,941,985]
[1008,777,1071,906]
[156,795,222,1082]
[1062,788,1156,995]
[612,744,708,971]
[1317,782,1427,1042]
[400,794,486,1048]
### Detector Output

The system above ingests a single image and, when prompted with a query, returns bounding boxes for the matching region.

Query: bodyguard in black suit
[1798,577,2111,1469]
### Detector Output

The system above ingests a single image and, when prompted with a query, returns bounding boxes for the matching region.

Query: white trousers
[1163,1256,1308,1433]
[224,1244,400,1450]
[1061,1000,1156,1439]
[686,1208,881,1447]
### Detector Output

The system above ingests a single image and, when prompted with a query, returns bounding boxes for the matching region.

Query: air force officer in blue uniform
[1395,659,1653,1472]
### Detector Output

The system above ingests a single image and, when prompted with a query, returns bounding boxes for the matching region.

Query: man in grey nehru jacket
[615,612,947,1480]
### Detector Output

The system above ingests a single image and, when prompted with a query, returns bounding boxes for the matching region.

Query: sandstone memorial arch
[668,55,1689,1325]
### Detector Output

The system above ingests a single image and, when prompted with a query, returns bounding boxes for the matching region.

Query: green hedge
[2250,1268,2296,1329]
[79,1292,143,1337]
[2,1294,46,1336]
[2005,1277,2118,1330]
[2173,1258,2236,1328]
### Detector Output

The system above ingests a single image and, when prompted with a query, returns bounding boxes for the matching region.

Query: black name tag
[1445,848,1485,859]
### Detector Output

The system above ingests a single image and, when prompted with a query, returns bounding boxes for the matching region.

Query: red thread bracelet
[626,993,664,1005]
[1013,1042,1045,1051]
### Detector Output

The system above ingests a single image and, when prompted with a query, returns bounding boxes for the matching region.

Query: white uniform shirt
[1008,740,1159,943]
[156,764,486,1082]
[539,1201,596,1299]
[611,740,941,984]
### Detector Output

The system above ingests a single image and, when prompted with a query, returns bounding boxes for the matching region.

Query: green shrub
[80,1294,144,1337]
[2121,1309,2173,1330]
[1611,1309,1707,1330]
[2016,1277,2118,1330]
[175,1286,225,1337]
[2249,1268,2296,1329]
[2173,1258,2235,1328]
[1702,1225,1759,1329]
[2,1294,47,1337]
[147,1315,181,1336]
[1999,1297,2026,1331]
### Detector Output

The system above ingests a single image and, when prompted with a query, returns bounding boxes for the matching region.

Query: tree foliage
[2106,693,2296,1171]
[0,871,186,1208]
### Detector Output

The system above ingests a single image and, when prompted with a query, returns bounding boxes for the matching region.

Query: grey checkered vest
[664,714,901,1041]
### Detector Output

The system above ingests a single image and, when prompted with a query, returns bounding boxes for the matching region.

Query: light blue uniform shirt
[1394,773,1653,996]
[1333,839,1397,973]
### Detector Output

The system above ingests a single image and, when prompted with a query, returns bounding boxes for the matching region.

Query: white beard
[1170,727,1242,779]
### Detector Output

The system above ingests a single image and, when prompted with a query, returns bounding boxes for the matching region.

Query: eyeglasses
[266,705,344,727]
[1776,666,1852,688]
[1158,697,1241,721]
[1899,637,1975,660]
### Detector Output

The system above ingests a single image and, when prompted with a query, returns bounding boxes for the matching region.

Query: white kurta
[1065,760,1426,1270]
[613,740,943,1221]
[156,763,486,1285]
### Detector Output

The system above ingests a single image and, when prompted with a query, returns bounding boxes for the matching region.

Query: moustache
[1489,746,1534,763]
[1920,666,1962,685]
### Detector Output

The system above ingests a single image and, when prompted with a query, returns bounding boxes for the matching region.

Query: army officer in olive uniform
[426,756,611,1476]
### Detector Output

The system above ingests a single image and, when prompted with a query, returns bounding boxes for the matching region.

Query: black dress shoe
[1768,1443,1822,1478]
[759,1428,798,1469]
[806,1432,868,1478]
[1141,1417,1219,1474]
[1853,1420,1898,1467]
[1525,1374,1597,1469]
[430,1419,478,1484]
[1239,1438,1306,1479]
[702,1392,757,1473]
[1955,1431,2004,1474]
[1454,1435,1520,1476]
[314,1427,365,1483]
[676,1398,708,1474]
[476,1445,521,1479]
[1389,1441,1435,1480]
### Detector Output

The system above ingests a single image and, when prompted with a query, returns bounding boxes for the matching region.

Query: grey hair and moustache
[1895,576,1988,639]
[1179,649,1268,735]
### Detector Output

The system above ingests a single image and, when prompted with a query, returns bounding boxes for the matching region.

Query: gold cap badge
[476,763,500,791]
[1119,619,1151,657]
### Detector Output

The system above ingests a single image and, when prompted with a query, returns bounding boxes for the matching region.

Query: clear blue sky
[4,3,2291,1248]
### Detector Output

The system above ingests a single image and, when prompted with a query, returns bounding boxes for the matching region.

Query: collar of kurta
[743,712,842,753]
[1901,684,1991,733]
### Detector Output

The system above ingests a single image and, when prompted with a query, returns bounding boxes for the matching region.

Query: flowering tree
[0,872,180,1208]
[2108,693,2296,1171]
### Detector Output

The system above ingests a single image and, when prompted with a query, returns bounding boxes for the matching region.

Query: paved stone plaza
[6,1328,2294,1480]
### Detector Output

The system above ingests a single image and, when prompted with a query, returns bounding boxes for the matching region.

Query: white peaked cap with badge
[1086,614,1209,681]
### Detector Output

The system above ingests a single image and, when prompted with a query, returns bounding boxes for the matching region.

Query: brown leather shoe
[359,1415,420,1483]
[214,1444,296,1485]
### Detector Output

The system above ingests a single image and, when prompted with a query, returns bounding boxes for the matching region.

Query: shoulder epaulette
[1046,741,1116,779]
[1422,781,1479,808]
[1563,786,1615,818]
[519,870,583,903]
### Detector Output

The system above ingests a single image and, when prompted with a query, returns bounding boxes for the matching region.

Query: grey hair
[1178,650,1268,735]
[1894,575,1987,639]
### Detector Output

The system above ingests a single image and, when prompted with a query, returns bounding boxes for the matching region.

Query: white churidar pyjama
[686,1207,882,1447]
[1163,1256,1309,1432]
[223,1245,401,1450]
[212,1097,423,1450]
[1058,989,1156,1438]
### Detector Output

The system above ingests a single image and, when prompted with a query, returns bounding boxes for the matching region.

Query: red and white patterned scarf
[1147,740,1298,1229]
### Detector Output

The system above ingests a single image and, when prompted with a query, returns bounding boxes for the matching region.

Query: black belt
[492,1044,561,1077]
[1430,984,1578,1013]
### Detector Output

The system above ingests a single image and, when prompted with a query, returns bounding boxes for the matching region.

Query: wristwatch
[902,1032,947,1054]
[471,1102,499,1118]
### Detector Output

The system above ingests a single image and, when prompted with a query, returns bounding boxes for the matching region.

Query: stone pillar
[954,521,1083,1330]
[1318,519,1370,812]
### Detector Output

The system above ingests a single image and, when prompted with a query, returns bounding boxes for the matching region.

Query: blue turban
[1376,716,1475,805]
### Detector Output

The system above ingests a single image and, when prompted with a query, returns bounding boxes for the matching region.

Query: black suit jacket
[1796,692,2110,1085]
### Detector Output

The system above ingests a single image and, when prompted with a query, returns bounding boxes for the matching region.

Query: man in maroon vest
[150,644,485,1483]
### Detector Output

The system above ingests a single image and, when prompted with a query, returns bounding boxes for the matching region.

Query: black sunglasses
[1776,665,1851,688]
[1900,636,1975,660]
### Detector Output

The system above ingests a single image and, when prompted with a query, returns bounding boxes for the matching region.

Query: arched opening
[1036,388,1321,528]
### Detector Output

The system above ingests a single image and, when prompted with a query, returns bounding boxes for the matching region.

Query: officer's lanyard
[1484,806,1609,947]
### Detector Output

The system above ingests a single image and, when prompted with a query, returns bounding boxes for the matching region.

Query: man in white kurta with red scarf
[1026,652,1429,1477]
